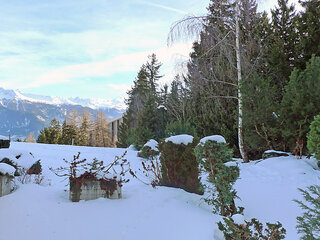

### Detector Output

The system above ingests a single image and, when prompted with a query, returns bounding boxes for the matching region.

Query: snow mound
[200,135,226,144]
[165,134,194,145]
[264,150,289,155]
[127,144,137,151]
[0,163,15,176]
[157,105,167,111]
[232,214,245,225]
[144,139,159,151]
[0,135,9,140]
[0,149,37,169]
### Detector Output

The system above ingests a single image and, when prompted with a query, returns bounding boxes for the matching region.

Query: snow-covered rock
[165,134,194,145]
[0,163,15,176]
[200,135,226,144]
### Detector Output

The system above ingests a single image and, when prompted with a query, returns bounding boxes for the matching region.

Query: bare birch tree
[168,0,263,162]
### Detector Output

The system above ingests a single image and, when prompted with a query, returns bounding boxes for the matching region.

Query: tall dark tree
[268,0,298,97]
[117,54,163,148]
[296,0,320,69]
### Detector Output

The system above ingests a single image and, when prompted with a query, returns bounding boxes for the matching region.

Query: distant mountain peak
[0,87,126,110]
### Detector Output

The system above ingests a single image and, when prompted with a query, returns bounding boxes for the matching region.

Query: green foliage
[165,120,197,138]
[37,119,61,144]
[307,114,320,162]
[218,216,286,240]
[296,0,320,69]
[295,185,320,239]
[194,139,239,216]
[138,140,159,160]
[0,157,19,176]
[59,119,78,145]
[159,136,202,194]
[118,54,165,148]
[241,75,282,158]
[281,56,320,151]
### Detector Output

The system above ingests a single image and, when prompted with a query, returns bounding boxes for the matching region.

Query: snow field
[0,142,319,240]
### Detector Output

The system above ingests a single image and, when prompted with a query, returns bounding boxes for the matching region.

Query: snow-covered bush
[217,215,286,240]
[307,114,320,165]
[295,185,320,239]
[138,139,159,160]
[0,151,42,176]
[194,135,239,216]
[159,134,203,194]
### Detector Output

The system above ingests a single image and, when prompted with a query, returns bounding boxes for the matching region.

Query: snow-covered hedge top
[264,150,288,155]
[200,135,226,144]
[165,134,194,145]
[232,214,245,225]
[0,135,9,140]
[144,139,159,151]
[127,144,137,151]
[157,105,167,111]
[0,163,15,176]
[0,149,36,169]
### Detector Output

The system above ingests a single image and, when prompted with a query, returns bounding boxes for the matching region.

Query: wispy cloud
[138,1,188,15]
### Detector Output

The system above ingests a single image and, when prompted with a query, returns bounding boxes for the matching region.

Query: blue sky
[0,0,301,101]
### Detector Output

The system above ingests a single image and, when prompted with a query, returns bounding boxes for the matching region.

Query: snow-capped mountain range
[0,87,125,139]
[0,87,126,110]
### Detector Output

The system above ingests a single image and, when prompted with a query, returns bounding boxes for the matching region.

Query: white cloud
[25,42,192,88]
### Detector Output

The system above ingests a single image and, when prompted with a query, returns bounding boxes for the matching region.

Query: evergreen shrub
[218,216,286,240]
[165,120,197,137]
[307,114,320,164]
[138,139,159,160]
[159,135,202,194]
[194,137,239,216]
[295,185,320,240]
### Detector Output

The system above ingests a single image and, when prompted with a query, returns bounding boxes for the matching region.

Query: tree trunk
[235,0,249,163]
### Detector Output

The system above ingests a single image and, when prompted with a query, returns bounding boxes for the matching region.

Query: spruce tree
[296,0,320,69]
[47,119,61,144]
[118,54,163,148]
[281,55,320,151]
[269,0,298,97]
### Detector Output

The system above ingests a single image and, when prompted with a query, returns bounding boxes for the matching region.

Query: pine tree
[37,128,50,143]
[118,54,163,148]
[296,0,320,69]
[47,119,61,144]
[269,0,298,97]
[77,110,91,146]
[295,185,320,239]
[59,119,77,145]
[281,55,320,152]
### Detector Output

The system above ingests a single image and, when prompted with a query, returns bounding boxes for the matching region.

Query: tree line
[118,0,320,160]
[36,109,113,147]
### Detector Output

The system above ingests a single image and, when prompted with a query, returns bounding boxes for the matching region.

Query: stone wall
[70,179,122,202]
[0,175,13,197]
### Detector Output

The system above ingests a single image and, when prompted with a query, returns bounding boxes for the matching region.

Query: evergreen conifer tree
[281,55,320,151]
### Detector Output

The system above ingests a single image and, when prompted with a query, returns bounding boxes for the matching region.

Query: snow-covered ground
[0,142,319,240]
